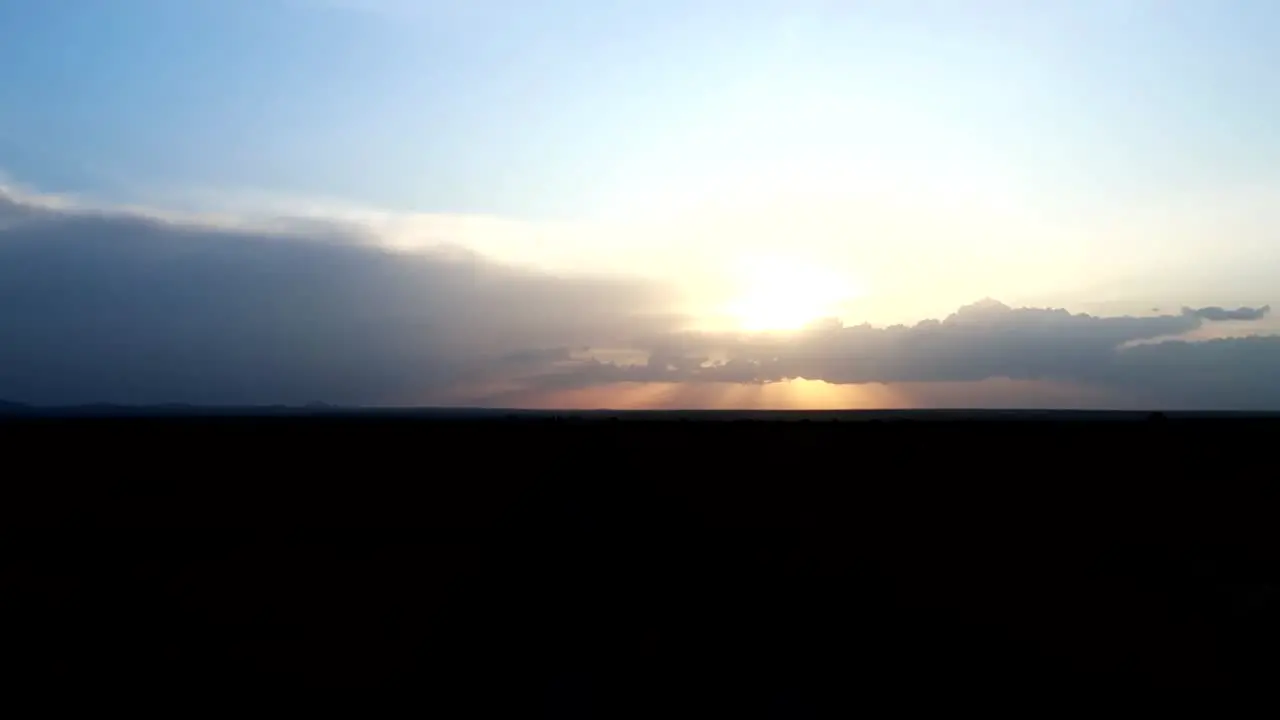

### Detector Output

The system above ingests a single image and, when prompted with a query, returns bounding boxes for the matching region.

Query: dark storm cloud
[0,189,679,406]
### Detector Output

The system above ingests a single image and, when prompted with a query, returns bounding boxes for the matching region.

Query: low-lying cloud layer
[2,188,1277,409]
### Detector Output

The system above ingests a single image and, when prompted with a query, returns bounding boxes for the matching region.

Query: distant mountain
[0,399,33,415]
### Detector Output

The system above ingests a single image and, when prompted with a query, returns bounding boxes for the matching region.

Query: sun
[725,254,858,332]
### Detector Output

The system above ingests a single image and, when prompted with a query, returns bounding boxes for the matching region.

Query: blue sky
[2,1,1280,408]
[4,0,1278,218]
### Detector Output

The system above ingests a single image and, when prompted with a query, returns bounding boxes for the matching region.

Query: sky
[2,0,1280,410]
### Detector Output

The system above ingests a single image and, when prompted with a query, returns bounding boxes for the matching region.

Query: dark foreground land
[1,412,1277,709]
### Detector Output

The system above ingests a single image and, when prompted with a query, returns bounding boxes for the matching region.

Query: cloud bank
[1,188,1277,409]
[0,188,682,406]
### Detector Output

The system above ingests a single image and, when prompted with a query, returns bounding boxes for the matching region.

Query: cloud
[502,299,1280,410]
[1,188,1278,410]
[0,188,682,406]
[1187,305,1271,322]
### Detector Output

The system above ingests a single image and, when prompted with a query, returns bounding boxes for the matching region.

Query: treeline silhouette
[1,415,1276,710]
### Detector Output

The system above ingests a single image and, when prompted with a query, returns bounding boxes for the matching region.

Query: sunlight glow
[501,378,902,411]
[725,253,861,332]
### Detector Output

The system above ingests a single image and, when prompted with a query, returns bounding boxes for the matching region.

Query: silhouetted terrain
[1,412,1276,710]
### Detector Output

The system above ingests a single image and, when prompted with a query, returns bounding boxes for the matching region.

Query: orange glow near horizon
[487,376,1121,411]
[497,378,902,411]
